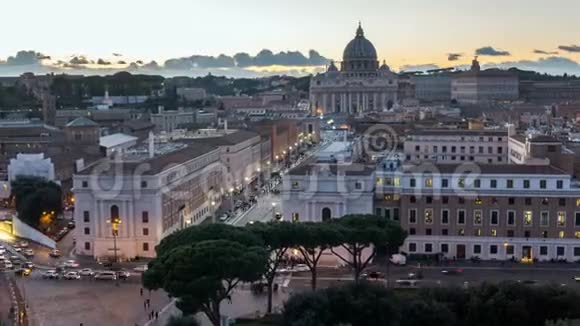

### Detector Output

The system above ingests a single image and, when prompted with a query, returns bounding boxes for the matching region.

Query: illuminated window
[576,199,580,207]
[474,210,482,225]
[474,197,483,205]
[384,195,392,201]
[425,178,433,188]
[559,231,565,239]
[393,194,400,201]
[385,177,393,185]
[575,232,580,239]
[491,229,497,237]
[458,229,465,236]
[376,178,383,186]
[394,177,400,186]
[424,209,433,224]
[524,211,532,226]
[474,229,482,236]
[557,212,566,226]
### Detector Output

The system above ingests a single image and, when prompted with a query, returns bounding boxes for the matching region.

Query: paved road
[232,193,280,226]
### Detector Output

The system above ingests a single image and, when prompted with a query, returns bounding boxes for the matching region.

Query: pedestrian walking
[144,301,147,310]
[155,311,159,320]
[140,288,143,296]
[146,298,150,308]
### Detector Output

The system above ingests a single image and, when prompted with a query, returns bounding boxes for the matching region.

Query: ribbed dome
[342,23,378,61]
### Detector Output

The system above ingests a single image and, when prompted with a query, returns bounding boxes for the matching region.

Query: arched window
[322,207,331,221]
[110,205,119,219]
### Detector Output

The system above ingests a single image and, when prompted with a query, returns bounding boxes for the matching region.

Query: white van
[94,271,117,280]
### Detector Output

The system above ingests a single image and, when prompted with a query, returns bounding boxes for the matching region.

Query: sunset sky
[2,0,580,75]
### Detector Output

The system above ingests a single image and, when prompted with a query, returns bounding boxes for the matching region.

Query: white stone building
[310,23,398,115]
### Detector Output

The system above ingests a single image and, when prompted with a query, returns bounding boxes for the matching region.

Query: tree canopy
[10,175,62,229]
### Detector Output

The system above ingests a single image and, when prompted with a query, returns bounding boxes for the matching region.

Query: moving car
[42,270,59,279]
[133,265,148,273]
[79,268,95,276]
[15,267,31,277]
[94,271,117,280]
[292,264,309,272]
[3,260,13,269]
[116,269,130,280]
[362,271,384,279]
[49,249,61,258]
[23,249,34,257]
[441,268,463,275]
[63,271,81,280]
[574,276,580,282]
[63,260,80,268]
[395,279,419,287]
[19,241,29,248]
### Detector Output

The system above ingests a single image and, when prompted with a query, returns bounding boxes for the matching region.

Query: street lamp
[106,216,122,264]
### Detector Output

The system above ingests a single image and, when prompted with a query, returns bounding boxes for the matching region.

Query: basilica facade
[310,23,399,115]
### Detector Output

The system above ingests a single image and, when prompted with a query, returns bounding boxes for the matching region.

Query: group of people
[141,288,160,324]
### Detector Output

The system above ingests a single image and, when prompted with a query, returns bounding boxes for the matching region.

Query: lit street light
[106,216,122,264]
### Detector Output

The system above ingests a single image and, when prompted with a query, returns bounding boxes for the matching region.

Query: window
[409,209,417,224]
[557,246,565,256]
[409,243,417,252]
[474,179,481,188]
[457,210,466,225]
[525,198,532,206]
[441,244,449,253]
[507,230,515,237]
[524,211,532,226]
[410,178,416,188]
[82,181,88,188]
[394,177,400,186]
[474,197,483,205]
[557,211,566,226]
[142,211,149,223]
[441,210,449,224]
[542,231,548,238]
[458,178,465,188]
[458,197,465,204]
[490,179,497,188]
[425,209,433,224]
[523,180,530,189]
[576,212,580,226]
[83,211,90,223]
[541,211,549,226]
[474,229,482,236]
[143,228,149,236]
[490,245,498,255]
[557,180,564,189]
[491,197,498,205]
[576,232,580,239]
[559,231,565,238]
[143,243,149,251]
[458,229,465,236]
[385,177,393,185]
[415,145,420,152]
[540,180,547,189]
[425,244,433,253]
[525,231,530,238]
[507,179,513,189]
[474,210,482,225]
[506,245,514,255]
[478,146,483,154]
[376,208,382,216]
[410,196,416,203]
[491,229,497,237]
[442,179,449,188]
[542,198,549,205]
[84,227,90,235]
[141,181,148,188]
[355,182,362,190]
[425,178,433,188]
[426,196,433,204]
[490,210,499,225]
[409,228,416,235]
[393,208,400,221]
[473,245,481,254]
[442,229,448,236]
[292,181,300,189]
[451,146,456,153]
[508,197,515,205]
[507,210,516,226]
[84,242,91,250]
[540,246,548,256]
[442,196,449,204]
[575,248,580,257]
[559,198,566,206]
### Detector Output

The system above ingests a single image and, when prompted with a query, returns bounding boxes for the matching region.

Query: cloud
[3,50,48,65]
[558,45,580,53]
[475,46,510,56]
[400,63,441,72]
[117,60,127,65]
[534,49,559,55]
[142,60,160,70]
[112,53,123,57]
[97,59,111,65]
[163,49,330,70]
[485,56,580,75]
[447,53,462,61]
[69,56,90,65]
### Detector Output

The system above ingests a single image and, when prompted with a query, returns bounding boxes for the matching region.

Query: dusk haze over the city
[4,1,580,326]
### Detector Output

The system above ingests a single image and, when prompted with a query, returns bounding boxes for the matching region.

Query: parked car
[219,214,229,222]
[23,249,34,257]
[49,249,61,258]
[116,270,130,280]
[133,265,148,273]
[3,260,13,269]
[292,264,309,272]
[23,262,34,269]
[79,268,95,276]
[18,241,29,248]
[94,271,117,281]
[42,270,59,279]
[63,271,81,280]
[395,279,419,287]
[67,221,76,229]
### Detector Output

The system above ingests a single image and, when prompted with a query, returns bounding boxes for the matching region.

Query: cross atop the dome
[356,21,364,37]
